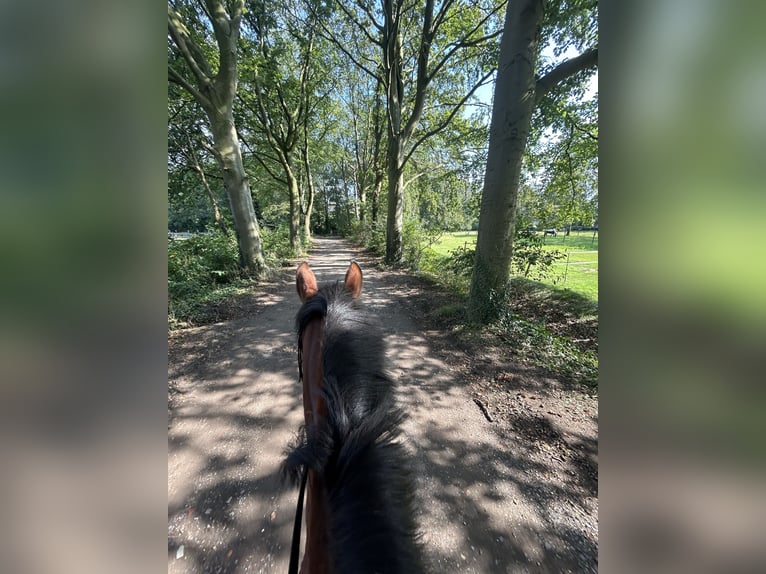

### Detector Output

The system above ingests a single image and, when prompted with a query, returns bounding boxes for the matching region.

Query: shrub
[351,219,387,256]
[167,230,244,328]
[402,219,441,270]
[168,231,240,294]
[260,224,295,262]
[511,229,566,281]
[444,245,475,278]
[496,309,598,387]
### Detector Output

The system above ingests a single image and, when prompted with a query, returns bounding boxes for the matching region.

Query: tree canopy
[168,0,597,318]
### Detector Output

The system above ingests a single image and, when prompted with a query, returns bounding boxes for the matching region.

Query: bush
[168,231,245,328]
[496,309,598,387]
[402,219,441,270]
[444,245,475,278]
[260,224,295,262]
[351,219,387,256]
[168,231,240,293]
[511,229,566,281]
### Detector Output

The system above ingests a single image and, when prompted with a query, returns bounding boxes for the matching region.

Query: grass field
[429,230,599,302]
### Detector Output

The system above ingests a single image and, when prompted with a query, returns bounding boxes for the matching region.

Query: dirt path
[168,237,597,573]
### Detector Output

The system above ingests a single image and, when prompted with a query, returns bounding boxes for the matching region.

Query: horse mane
[284,280,423,573]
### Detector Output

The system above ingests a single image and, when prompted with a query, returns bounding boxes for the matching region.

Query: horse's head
[295,261,362,429]
[291,261,363,574]
[287,260,421,573]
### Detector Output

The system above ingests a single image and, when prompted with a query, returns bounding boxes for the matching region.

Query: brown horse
[283,261,422,574]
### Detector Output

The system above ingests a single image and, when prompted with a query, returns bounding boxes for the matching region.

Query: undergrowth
[168,226,299,330]
[495,311,598,388]
[378,233,599,388]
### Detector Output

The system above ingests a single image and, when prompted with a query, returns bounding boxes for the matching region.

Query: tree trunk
[357,171,365,222]
[467,0,545,322]
[284,161,301,253]
[211,113,266,274]
[371,169,383,222]
[301,130,315,243]
[385,136,404,263]
[168,0,266,275]
[324,187,330,234]
[382,0,405,264]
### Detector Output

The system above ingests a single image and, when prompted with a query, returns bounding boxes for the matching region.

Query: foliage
[496,311,598,387]
[410,243,598,388]
[417,243,476,295]
[511,229,567,281]
[260,223,296,263]
[168,231,247,328]
[444,245,476,279]
[351,219,387,256]
[168,231,241,292]
[402,219,442,270]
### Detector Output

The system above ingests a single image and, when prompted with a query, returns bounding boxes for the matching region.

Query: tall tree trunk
[301,127,315,243]
[168,0,266,275]
[466,0,597,322]
[356,171,365,222]
[382,0,405,264]
[371,170,383,223]
[351,165,361,221]
[370,80,385,223]
[284,161,301,253]
[385,135,404,262]
[210,113,266,274]
[324,186,330,234]
[467,0,545,322]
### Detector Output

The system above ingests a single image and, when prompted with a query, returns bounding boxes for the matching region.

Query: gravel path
[168,237,598,573]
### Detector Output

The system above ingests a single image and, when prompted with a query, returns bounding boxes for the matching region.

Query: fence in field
[552,251,598,284]
[458,240,598,286]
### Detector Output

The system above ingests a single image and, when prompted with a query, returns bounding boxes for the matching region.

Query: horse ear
[296,262,318,302]
[344,260,363,298]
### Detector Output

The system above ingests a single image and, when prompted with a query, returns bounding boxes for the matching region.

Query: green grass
[429,230,599,302]
[431,231,478,253]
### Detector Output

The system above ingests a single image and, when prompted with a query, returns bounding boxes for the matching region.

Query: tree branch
[428,1,506,82]
[535,47,598,103]
[309,1,381,82]
[336,0,381,47]
[401,0,436,143]
[168,7,214,88]
[197,132,223,163]
[403,170,427,191]
[354,0,384,32]
[168,66,212,110]
[571,118,598,141]
[403,68,494,168]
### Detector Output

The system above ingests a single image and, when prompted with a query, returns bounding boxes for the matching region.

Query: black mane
[285,280,423,573]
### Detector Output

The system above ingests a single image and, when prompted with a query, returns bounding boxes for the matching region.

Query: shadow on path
[168,237,597,574]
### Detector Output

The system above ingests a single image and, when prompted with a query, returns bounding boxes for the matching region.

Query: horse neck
[323,436,417,573]
[300,317,325,427]
[302,470,332,574]
[300,315,333,573]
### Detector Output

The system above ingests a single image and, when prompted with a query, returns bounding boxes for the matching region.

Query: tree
[342,70,387,223]
[168,0,266,274]
[239,1,324,254]
[168,91,230,235]
[467,0,597,322]
[317,0,504,263]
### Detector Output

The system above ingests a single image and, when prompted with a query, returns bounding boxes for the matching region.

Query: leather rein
[289,344,309,574]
